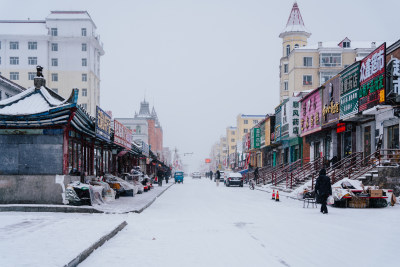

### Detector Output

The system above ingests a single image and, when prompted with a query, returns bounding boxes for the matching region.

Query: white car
[192,172,201,178]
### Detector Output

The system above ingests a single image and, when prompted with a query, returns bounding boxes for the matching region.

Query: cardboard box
[370,189,383,198]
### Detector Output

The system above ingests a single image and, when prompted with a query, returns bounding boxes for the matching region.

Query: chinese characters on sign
[300,88,322,136]
[359,43,386,112]
[114,120,133,150]
[292,101,300,135]
[96,106,111,141]
[251,128,261,149]
[386,58,400,104]
[340,62,360,119]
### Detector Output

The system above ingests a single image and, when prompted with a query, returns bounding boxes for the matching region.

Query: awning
[238,169,248,174]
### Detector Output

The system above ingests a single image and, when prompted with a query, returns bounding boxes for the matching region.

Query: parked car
[192,172,201,178]
[225,172,244,187]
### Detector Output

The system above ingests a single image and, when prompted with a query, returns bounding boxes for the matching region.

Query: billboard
[114,120,133,150]
[322,75,340,127]
[340,62,360,119]
[96,106,111,141]
[358,43,386,112]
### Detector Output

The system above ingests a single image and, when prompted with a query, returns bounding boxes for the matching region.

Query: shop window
[387,125,399,149]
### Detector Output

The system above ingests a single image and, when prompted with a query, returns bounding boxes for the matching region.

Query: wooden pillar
[62,126,70,175]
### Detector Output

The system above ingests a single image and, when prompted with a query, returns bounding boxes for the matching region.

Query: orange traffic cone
[272,190,275,200]
[275,191,280,202]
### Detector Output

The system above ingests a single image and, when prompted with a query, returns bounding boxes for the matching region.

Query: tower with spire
[279,2,311,101]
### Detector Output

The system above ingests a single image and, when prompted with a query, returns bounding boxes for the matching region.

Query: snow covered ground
[81,177,400,267]
[1,177,399,267]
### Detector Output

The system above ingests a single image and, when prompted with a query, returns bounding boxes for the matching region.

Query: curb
[64,221,128,267]
[0,205,103,213]
[133,183,174,213]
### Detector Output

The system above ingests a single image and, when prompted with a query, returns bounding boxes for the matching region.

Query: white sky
[1,0,400,171]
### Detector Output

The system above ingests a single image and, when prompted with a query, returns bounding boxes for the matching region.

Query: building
[0,11,104,115]
[133,99,163,156]
[279,3,379,102]
[114,117,149,144]
[0,74,25,100]
[226,126,237,169]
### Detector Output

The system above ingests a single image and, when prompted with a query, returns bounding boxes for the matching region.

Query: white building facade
[0,11,104,115]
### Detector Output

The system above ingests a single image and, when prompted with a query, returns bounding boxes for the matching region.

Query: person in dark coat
[210,171,213,181]
[216,170,221,186]
[254,167,259,184]
[315,169,332,214]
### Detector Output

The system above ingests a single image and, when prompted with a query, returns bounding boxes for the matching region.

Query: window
[10,42,19,50]
[82,88,87,96]
[231,146,235,150]
[303,57,312,67]
[51,58,58,66]
[51,73,58,82]
[81,28,87,36]
[303,75,312,85]
[28,42,37,50]
[286,45,290,56]
[244,120,248,124]
[82,73,87,81]
[51,28,58,36]
[284,64,288,73]
[244,129,248,133]
[232,131,235,135]
[82,43,87,51]
[253,120,258,124]
[343,41,350,48]
[52,88,58,94]
[28,57,37,65]
[294,44,299,48]
[136,125,141,134]
[82,103,87,110]
[284,81,289,91]
[82,58,87,66]
[320,53,342,67]
[51,43,58,51]
[10,57,19,65]
[28,72,36,80]
[10,72,19,81]
[231,138,235,142]
[387,124,399,149]
[320,72,337,85]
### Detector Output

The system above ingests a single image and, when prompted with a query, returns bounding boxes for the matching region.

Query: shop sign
[96,106,111,141]
[359,43,386,112]
[292,101,300,135]
[251,127,261,149]
[322,75,340,127]
[340,62,360,119]
[386,57,400,104]
[205,158,211,163]
[141,141,150,157]
[336,123,346,133]
[274,125,281,142]
[114,120,133,150]
[300,88,322,136]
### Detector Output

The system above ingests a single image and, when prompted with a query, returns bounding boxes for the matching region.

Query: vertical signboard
[114,120,133,149]
[300,87,322,137]
[322,75,340,127]
[141,141,150,157]
[251,128,261,149]
[386,57,400,104]
[359,43,386,112]
[96,106,111,141]
[340,62,360,119]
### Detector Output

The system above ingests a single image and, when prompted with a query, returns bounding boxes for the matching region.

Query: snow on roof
[296,41,386,50]
[46,11,92,20]
[0,75,26,93]
[0,21,47,35]
[280,2,311,37]
[0,86,70,115]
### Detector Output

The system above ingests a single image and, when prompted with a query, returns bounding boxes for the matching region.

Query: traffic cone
[275,191,280,202]
[272,190,275,200]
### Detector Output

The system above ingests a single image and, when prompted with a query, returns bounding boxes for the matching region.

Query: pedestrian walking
[315,169,332,214]
[210,171,213,181]
[254,167,259,184]
[216,170,220,186]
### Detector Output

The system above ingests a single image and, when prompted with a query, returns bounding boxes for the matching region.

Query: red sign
[205,158,211,163]
[114,120,133,149]
[359,43,386,112]
[336,123,346,133]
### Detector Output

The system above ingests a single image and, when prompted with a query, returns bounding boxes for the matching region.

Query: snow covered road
[81,177,400,267]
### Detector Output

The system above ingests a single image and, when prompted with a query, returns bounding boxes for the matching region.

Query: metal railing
[273,159,302,186]
[287,156,324,189]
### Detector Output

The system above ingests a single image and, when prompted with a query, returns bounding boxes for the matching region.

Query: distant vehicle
[192,172,201,179]
[215,171,225,183]
[174,171,184,183]
[225,173,244,187]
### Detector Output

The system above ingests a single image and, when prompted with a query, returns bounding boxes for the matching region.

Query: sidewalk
[0,183,174,214]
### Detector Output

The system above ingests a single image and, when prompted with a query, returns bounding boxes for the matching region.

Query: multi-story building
[0,11,104,115]
[236,114,265,142]
[0,75,25,100]
[279,3,379,102]
[226,126,237,168]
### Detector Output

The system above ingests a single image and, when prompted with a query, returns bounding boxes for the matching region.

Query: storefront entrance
[387,124,399,149]
[314,141,321,159]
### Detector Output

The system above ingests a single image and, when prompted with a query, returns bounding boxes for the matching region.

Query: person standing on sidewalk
[254,167,259,185]
[216,170,221,186]
[315,169,332,214]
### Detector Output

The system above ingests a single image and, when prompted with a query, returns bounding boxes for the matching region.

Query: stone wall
[0,134,63,175]
[376,166,400,196]
[0,175,80,204]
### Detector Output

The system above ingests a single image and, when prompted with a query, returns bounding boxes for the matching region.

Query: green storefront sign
[251,128,261,149]
[340,62,360,119]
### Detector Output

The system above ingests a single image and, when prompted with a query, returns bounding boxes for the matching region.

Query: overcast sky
[1,0,400,171]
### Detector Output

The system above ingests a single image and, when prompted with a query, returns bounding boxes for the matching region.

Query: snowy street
[80,177,400,267]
